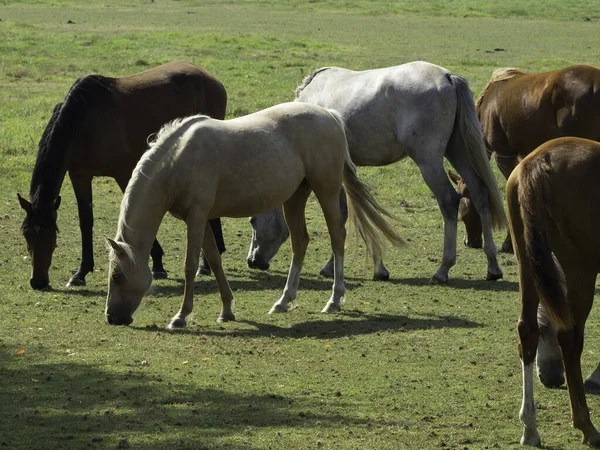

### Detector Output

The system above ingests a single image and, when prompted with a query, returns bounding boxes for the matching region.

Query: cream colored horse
[104,102,403,328]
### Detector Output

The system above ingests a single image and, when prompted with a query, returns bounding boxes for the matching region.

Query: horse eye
[112,272,122,282]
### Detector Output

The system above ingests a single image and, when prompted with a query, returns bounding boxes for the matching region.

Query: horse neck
[115,172,168,261]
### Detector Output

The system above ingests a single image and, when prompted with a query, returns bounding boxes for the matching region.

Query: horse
[17,61,227,290]
[508,137,600,446]
[247,61,506,284]
[104,102,404,328]
[452,64,600,253]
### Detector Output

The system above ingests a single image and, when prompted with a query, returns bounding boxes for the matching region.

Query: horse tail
[325,109,406,261]
[448,73,507,231]
[510,154,572,331]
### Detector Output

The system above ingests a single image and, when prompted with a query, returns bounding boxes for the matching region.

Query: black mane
[29,75,115,209]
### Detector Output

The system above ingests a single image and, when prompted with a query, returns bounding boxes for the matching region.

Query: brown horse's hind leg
[318,193,346,313]
[168,210,207,329]
[557,267,600,445]
[268,183,312,314]
[201,222,235,323]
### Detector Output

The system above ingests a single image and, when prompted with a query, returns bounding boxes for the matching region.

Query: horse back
[479,65,600,159]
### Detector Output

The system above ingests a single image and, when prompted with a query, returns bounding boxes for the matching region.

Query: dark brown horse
[508,137,600,446]
[453,64,600,252]
[17,61,227,290]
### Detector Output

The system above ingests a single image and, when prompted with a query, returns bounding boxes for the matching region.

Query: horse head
[18,193,61,290]
[247,207,289,270]
[105,237,152,326]
[448,171,483,249]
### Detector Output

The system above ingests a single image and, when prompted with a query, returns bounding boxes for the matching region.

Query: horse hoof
[584,378,600,394]
[486,270,503,281]
[217,312,236,323]
[319,266,334,279]
[196,266,211,277]
[152,270,168,280]
[373,270,390,281]
[520,434,541,447]
[168,317,186,329]
[429,274,448,284]
[268,303,288,314]
[321,302,341,313]
[66,277,85,287]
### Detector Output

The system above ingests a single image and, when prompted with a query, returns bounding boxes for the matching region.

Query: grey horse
[247,61,506,283]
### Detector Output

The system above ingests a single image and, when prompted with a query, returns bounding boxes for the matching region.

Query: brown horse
[508,137,600,447]
[17,61,227,290]
[453,64,600,251]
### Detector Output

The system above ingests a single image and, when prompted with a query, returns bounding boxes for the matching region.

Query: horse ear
[105,236,123,255]
[54,196,61,210]
[448,170,461,185]
[17,193,32,213]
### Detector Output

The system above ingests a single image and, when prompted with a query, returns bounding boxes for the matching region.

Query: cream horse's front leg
[168,212,206,329]
[201,223,235,323]
[269,186,311,314]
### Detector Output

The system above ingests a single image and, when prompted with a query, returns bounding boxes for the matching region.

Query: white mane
[295,67,331,97]
[116,114,206,238]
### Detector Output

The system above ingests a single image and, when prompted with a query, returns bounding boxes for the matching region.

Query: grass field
[1,1,600,449]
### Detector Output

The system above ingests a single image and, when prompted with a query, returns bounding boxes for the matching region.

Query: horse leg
[168,210,207,329]
[494,152,519,254]
[150,239,167,279]
[200,221,235,323]
[556,268,600,445]
[446,155,502,281]
[536,304,565,388]
[67,173,94,287]
[197,218,225,277]
[318,193,346,313]
[269,183,312,314]
[517,274,542,447]
[414,159,460,283]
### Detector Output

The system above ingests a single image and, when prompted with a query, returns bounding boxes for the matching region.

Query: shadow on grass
[388,276,520,292]
[135,310,481,339]
[153,270,362,297]
[0,357,400,450]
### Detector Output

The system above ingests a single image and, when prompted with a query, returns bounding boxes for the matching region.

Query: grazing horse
[508,137,600,447]
[104,102,404,328]
[247,61,506,283]
[454,64,600,252]
[17,61,227,290]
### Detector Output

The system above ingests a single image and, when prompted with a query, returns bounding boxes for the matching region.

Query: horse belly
[209,164,306,218]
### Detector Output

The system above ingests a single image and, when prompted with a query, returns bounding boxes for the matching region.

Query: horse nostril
[248,257,269,271]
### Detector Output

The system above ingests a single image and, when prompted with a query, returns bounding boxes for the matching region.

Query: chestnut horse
[105,102,404,328]
[508,137,600,446]
[17,61,227,290]
[454,64,600,252]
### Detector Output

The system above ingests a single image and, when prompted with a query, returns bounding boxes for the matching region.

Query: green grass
[1,1,600,449]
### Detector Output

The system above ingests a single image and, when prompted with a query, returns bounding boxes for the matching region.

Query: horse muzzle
[105,313,134,326]
[247,256,270,271]
[30,277,51,291]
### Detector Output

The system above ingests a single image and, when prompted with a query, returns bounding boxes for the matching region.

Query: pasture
[1,1,599,448]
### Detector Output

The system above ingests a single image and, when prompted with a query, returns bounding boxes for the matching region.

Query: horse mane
[294,67,331,97]
[475,67,525,110]
[29,75,115,209]
[116,114,205,238]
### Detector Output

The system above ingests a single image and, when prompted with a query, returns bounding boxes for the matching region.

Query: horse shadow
[134,310,481,340]
[151,270,363,297]
[387,276,520,292]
